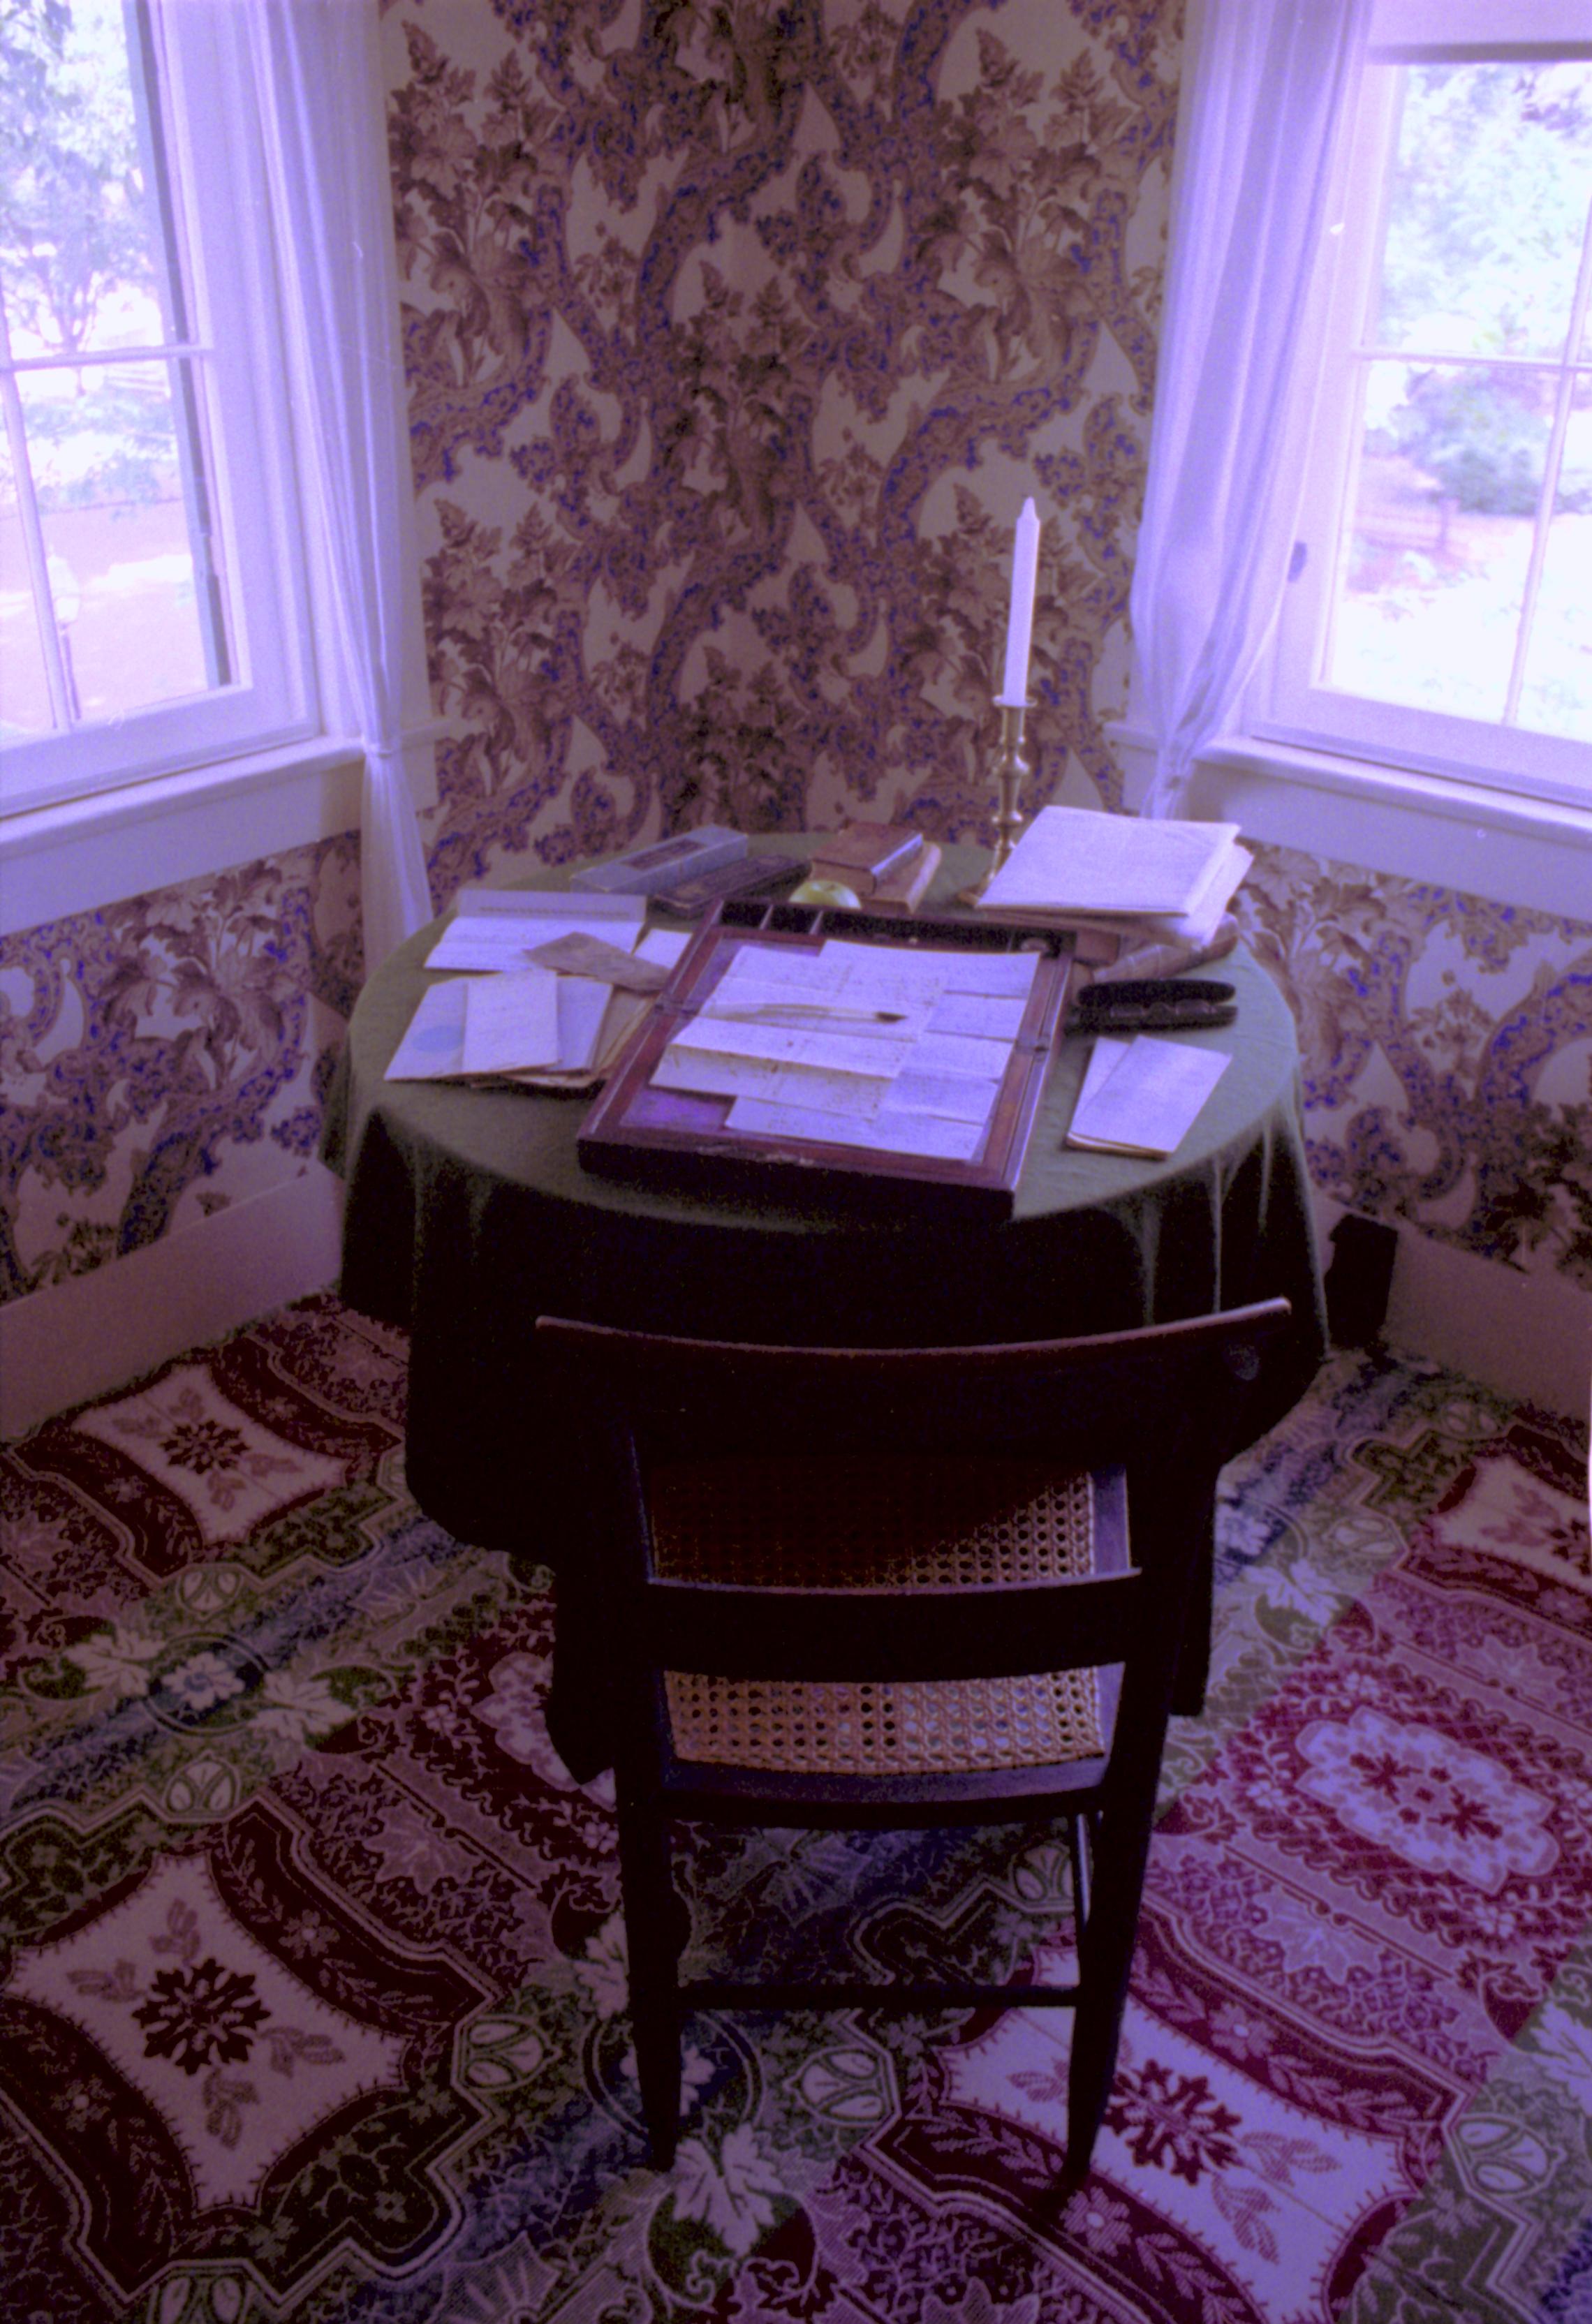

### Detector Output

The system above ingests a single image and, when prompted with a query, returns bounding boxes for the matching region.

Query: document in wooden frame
[577,901,1073,1218]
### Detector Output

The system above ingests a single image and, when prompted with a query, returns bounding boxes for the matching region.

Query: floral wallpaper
[0,0,1588,1345]
[395,0,1172,900]
[1237,843,1592,1293]
[0,840,360,1306]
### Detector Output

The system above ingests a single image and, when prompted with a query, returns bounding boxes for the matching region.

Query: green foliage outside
[1373,63,1592,517]
[0,0,175,511]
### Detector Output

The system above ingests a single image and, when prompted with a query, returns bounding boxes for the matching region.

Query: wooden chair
[536,1298,1291,2182]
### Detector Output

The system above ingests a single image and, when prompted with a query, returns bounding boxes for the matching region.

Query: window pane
[20,360,214,723]
[0,457,54,740]
[1374,63,1592,361]
[1,0,174,364]
[1517,377,1592,740]
[1326,358,1548,723]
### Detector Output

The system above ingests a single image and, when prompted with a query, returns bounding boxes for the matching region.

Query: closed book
[809,822,924,892]
[864,841,943,914]
[988,852,1249,953]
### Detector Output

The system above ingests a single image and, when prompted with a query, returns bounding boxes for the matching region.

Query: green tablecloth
[323,841,1327,1557]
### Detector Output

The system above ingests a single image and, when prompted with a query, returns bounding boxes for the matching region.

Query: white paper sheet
[725,1095,985,1162]
[709,950,850,999]
[554,977,614,1073]
[934,952,1041,999]
[699,984,936,1039]
[712,943,949,1017]
[427,891,645,972]
[812,938,955,1006]
[642,933,1040,1156]
[925,991,1028,1041]
[653,1047,888,1118]
[388,922,689,1086]
[912,1030,1012,1081]
[460,967,561,1074]
[883,1070,996,1127]
[635,927,692,971]
[1067,1033,1230,1157]
[670,1016,915,1079]
[552,928,686,1072]
[450,886,644,920]
[384,978,470,1079]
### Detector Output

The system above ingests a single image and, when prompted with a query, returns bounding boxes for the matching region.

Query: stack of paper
[976,806,1251,948]
[649,938,1037,1163]
[1066,1034,1230,1158]
[385,924,691,1086]
[425,886,645,972]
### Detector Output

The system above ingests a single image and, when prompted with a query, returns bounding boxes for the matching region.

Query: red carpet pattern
[1,1293,1589,2322]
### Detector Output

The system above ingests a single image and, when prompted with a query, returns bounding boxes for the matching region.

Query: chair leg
[617,1791,683,2168]
[1067,1810,1093,1930]
[1062,1817,1154,2187]
[1170,1493,1216,1716]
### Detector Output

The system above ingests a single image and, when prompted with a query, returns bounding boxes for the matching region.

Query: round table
[323,841,1327,1574]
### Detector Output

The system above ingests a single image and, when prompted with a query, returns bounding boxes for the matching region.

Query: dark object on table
[651,852,808,916]
[1069,978,1237,1034]
[577,903,1073,1220]
[537,1297,1292,2177]
[569,825,748,895]
[1325,1211,1398,1347]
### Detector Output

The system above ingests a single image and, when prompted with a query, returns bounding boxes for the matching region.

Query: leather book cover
[809,822,924,887]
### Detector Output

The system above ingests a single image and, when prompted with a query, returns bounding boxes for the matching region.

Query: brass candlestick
[988,698,1031,873]
[960,697,1032,903]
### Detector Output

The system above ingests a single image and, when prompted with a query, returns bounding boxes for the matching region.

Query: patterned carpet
[1,1294,1590,2324]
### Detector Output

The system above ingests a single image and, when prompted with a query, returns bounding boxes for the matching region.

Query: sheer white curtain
[1131,0,1373,818]
[246,0,433,968]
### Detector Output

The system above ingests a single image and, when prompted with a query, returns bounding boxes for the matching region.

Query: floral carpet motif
[1,1295,1589,2323]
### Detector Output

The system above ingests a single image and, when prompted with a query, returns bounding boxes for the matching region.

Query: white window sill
[0,739,369,936]
[0,723,448,937]
[1106,724,1592,924]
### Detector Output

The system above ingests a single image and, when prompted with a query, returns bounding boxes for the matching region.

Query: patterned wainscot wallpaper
[1,0,1588,1337]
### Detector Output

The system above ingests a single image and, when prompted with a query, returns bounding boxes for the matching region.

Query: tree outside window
[0,0,230,748]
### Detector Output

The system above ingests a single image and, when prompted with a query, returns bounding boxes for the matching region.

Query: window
[1258,2,1592,808]
[0,0,314,817]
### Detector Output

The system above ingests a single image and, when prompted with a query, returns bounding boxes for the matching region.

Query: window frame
[1249,6,1592,812]
[0,0,319,821]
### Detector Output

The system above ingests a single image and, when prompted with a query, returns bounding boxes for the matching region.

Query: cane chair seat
[651,1456,1103,1775]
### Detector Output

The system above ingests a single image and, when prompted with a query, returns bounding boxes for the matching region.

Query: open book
[977,806,1249,943]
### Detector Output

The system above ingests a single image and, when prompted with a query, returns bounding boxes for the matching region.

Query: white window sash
[0,0,318,815]
[1255,15,1592,809]
[1,0,437,970]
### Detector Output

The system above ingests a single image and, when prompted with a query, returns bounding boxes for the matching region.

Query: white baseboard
[0,1165,345,1441]
[1316,1194,1592,1423]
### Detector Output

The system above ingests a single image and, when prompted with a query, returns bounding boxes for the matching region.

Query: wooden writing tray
[577,896,1073,1219]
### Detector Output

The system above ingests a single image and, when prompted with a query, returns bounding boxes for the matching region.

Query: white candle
[997,497,1040,705]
